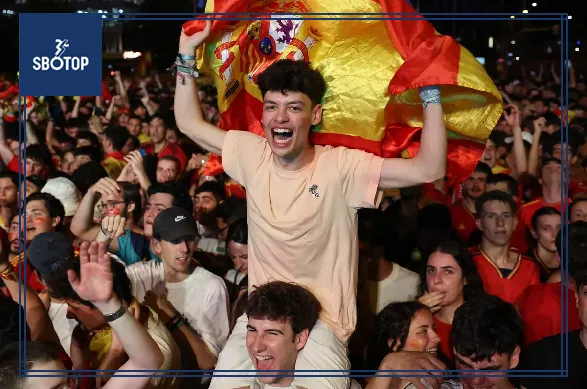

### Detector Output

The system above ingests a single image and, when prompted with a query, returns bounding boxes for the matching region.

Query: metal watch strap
[103,300,128,322]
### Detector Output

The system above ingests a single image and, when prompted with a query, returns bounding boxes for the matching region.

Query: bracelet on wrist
[102,299,128,322]
[0,264,17,282]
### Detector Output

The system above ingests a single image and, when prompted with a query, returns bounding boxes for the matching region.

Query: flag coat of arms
[185,0,503,184]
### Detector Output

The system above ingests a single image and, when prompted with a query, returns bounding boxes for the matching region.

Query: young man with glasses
[70,179,193,265]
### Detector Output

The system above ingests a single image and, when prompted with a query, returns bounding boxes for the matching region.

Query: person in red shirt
[147,114,188,171]
[516,158,569,252]
[450,162,492,244]
[10,192,66,293]
[525,206,561,282]
[417,240,487,365]
[471,190,540,304]
[515,221,585,345]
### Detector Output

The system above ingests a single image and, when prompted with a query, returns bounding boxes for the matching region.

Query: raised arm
[0,116,16,165]
[378,86,447,189]
[174,20,226,155]
[70,177,122,252]
[69,242,163,389]
[504,105,527,177]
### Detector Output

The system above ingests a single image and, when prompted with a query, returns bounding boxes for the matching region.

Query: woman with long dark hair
[417,240,486,363]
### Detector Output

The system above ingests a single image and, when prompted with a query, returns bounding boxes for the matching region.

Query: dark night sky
[0,0,583,73]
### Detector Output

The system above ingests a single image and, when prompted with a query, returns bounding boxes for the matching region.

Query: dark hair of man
[226,217,248,247]
[475,190,517,218]
[69,161,109,194]
[473,161,493,178]
[570,198,587,215]
[149,113,173,130]
[73,145,103,163]
[0,171,19,187]
[26,144,52,165]
[119,181,142,223]
[76,131,100,149]
[246,281,321,339]
[530,206,561,232]
[195,181,226,203]
[159,155,181,171]
[366,301,428,370]
[104,125,131,152]
[147,182,193,213]
[452,294,524,362]
[25,192,65,231]
[45,258,133,308]
[486,173,519,197]
[257,59,326,107]
[0,341,61,388]
[418,240,486,301]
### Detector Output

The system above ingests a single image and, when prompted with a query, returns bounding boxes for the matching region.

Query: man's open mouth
[271,128,293,145]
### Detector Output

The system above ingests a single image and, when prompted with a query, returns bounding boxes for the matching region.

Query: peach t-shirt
[222,131,384,342]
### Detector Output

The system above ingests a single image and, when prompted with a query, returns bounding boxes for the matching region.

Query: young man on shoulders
[175,21,447,389]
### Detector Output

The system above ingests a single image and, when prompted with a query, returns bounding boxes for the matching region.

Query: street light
[568,15,573,19]
[575,47,580,52]
[522,10,529,13]
[511,40,516,44]
[532,2,537,6]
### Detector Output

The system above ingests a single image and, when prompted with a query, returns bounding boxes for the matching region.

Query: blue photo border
[16,10,571,380]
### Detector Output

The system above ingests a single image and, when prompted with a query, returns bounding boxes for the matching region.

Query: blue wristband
[419,85,441,108]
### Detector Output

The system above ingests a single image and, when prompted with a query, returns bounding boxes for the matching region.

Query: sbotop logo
[32,38,89,71]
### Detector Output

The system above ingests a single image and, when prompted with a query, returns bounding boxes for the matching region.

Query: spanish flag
[185,0,502,183]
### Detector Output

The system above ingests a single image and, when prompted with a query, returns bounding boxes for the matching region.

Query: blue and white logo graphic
[20,14,102,96]
[32,39,89,72]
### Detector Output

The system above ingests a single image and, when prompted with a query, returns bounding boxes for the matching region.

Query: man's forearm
[171,323,217,371]
[414,103,447,182]
[70,190,100,239]
[174,49,206,131]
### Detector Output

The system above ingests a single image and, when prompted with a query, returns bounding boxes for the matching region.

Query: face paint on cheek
[33,217,48,226]
[8,232,16,241]
[107,208,122,216]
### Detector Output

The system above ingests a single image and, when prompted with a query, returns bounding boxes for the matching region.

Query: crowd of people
[0,20,586,389]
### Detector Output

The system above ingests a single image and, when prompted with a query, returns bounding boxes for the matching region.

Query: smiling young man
[175,21,447,389]
[233,281,321,389]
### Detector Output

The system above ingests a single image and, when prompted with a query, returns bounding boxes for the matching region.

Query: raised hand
[503,104,520,129]
[89,177,121,198]
[533,117,546,134]
[144,290,178,323]
[379,351,446,389]
[67,241,113,304]
[124,150,146,175]
[179,19,211,53]
[101,215,127,241]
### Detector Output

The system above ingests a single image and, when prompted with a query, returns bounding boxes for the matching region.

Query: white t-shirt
[367,263,420,314]
[125,261,230,356]
[47,300,77,357]
[145,308,182,389]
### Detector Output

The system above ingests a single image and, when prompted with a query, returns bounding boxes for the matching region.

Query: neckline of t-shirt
[270,145,325,175]
[165,265,201,289]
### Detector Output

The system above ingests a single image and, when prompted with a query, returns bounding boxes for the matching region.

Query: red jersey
[514,198,569,253]
[516,282,582,345]
[157,142,188,172]
[450,202,477,243]
[433,316,453,362]
[10,253,45,293]
[470,246,540,304]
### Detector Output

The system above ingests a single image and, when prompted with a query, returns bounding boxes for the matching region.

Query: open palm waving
[68,241,113,303]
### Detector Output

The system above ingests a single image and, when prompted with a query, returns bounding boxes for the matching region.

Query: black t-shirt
[516,330,587,389]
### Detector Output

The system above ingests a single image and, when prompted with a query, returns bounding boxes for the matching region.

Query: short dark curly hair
[366,301,428,370]
[246,281,321,339]
[148,182,193,214]
[25,192,65,232]
[257,59,326,106]
[452,295,523,363]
